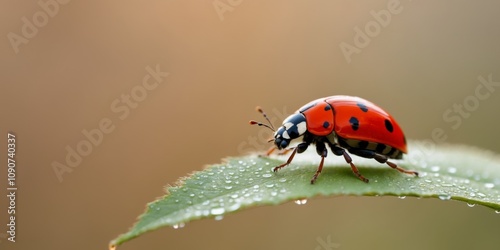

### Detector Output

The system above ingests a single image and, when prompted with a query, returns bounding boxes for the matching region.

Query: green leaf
[110,141,500,249]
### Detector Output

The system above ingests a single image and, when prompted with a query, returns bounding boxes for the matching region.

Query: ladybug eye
[280,140,289,149]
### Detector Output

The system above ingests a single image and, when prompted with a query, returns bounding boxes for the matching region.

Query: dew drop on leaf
[438,194,451,201]
[172,222,185,229]
[430,166,440,172]
[210,208,225,215]
[294,199,308,205]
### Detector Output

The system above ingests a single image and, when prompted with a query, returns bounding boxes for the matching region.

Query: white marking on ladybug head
[282,131,290,139]
[296,121,307,135]
[283,122,294,130]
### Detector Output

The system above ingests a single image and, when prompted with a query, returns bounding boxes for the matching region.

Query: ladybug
[250,95,418,184]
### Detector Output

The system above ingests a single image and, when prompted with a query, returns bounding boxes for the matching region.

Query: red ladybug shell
[298,96,407,155]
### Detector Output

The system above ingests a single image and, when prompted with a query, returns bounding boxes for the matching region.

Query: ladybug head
[274,113,307,149]
[250,107,307,150]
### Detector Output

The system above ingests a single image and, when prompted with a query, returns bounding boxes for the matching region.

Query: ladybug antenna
[249,106,275,132]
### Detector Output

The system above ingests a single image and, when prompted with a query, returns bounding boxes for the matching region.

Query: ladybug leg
[349,149,419,177]
[277,148,294,156]
[372,154,419,177]
[263,146,276,156]
[329,144,369,183]
[263,146,293,157]
[310,143,328,184]
[272,142,309,172]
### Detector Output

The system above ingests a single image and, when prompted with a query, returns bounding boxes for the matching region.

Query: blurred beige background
[1,1,500,249]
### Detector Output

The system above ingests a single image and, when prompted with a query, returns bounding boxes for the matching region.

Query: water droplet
[265,183,275,188]
[228,203,241,211]
[265,162,270,165]
[279,178,287,183]
[224,186,233,190]
[253,185,260,189]
[447,167,457,174]
[253,196,263,201]
[425,179,432,183]
[440,183,453,187]
[495,210,500,214]
[477,193,486,198]
[189,193,195,197]
[294,199,308,205]
[470,192,476,197]
[230,194,239,199]
[438,194,451,201]
[270,191,278,196]
[210,207,225,215]
[173,222,185,229]
[262,173,273,178]
[156,207,161,211]
[214,215,224,221]
[430,166,440,172]
[467,203,476,207]
[398,196,406,199]
[484,183,495,189]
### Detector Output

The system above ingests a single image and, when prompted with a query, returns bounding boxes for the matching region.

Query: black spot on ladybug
[349,117,359,131]
[376,143,386,154]
[384,119,394,133]
[324,105,331,111]
[358,140,368,149]
[357,102,368,112]
[323,121,330,128]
